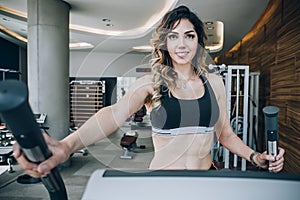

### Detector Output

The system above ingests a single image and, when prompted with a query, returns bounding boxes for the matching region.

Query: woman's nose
[177,36,186,47]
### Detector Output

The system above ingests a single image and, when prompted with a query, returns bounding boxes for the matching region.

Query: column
[27,0,70,141]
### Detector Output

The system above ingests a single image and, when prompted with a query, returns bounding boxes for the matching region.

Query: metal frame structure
[224,65,249,171]
[209,65,260,171]
[248,72,260,151]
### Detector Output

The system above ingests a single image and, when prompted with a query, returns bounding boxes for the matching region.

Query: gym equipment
[210,65,260,171]
[82,169,300,200]
[0,123,16,167]
[0,146,13,165]
[263,106,279,171]
[248,72,260,150]
[230,116,244,135]
[133,106,146,122]
[34,113,47,124]
[69,80,105,128]
[0,80,68,200]
[224,65,249,171]
[120,130,145,159]
[120,106,147,159]
[0,68,21,81]
[0,113,48,167]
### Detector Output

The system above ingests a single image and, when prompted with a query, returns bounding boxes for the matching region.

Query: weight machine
[210,65,259,171]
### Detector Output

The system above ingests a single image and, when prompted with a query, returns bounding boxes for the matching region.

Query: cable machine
[210,65,259,171]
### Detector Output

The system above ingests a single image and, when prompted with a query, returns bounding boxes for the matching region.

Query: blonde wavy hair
[149,6,208,108]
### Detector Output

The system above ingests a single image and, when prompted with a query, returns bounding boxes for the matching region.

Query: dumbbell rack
[0,126,14,166]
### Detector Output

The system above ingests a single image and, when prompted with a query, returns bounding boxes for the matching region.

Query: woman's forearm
[61,105,129,155]
[61,130,85,155]
[219,131,254,162]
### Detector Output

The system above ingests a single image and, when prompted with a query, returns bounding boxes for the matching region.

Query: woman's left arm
[209,73,284,172]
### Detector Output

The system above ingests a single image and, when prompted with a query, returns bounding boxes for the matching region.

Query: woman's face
[166,18,198,68]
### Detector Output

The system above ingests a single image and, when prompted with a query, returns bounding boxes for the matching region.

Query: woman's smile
[176,51,189,58]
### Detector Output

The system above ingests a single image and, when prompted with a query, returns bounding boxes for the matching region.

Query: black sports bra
[150,75,219,135]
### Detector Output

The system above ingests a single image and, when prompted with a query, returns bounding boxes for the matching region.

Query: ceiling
[0,0,269,58]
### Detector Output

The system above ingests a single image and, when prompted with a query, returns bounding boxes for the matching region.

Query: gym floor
[0,123,154,200]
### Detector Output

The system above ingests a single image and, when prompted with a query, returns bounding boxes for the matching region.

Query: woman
[14,6,284,177]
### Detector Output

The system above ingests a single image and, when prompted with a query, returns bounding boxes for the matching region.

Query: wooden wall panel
[238,43,248,64]
[271,58,296,99]
[264,3,282,35]
[276,18,300,64]
[262,33,277,66]
[279,124,300,173]
[282,0,300,22]
[217,0,300,172]
[286,100,300,133]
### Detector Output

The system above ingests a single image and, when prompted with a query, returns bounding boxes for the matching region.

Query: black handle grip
[263,106,279,172]
[0,80,68,200]
[262,106,279,156]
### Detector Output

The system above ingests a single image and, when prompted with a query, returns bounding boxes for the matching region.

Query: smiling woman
[1,1,297,199]
[11,5,285,177]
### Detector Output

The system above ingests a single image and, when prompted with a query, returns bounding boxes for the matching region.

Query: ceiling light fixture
[0,5,27,18]
[102,18,111,22]
[71,0,178,38]
[102,18,113,27]
[205,21,224,53]
[0,24,27,43]
[130,45,153,52]
[69,42,94,50]
[2,17,10,21]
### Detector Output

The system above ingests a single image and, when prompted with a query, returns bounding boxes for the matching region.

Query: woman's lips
[176,51,189,57]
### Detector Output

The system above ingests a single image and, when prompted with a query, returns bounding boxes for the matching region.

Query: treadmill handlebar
[0,80,68,200]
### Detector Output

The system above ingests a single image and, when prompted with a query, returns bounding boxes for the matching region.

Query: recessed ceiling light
[101,18,113,27]
[2,17,10,21]
[102,18,111,22]
[130,45,153,52]
[69,42,94,50]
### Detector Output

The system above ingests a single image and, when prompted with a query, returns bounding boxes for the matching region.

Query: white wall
[70,51,152,78]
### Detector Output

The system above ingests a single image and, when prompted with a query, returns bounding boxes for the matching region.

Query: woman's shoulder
[205,73,226,98]
[206,73,223,85]
[206,72,221,80]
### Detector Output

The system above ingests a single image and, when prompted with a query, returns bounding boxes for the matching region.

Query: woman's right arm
[13,75,154,177]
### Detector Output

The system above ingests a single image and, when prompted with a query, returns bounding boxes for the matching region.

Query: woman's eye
[186,34,195,40]
[168,34,178,40]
